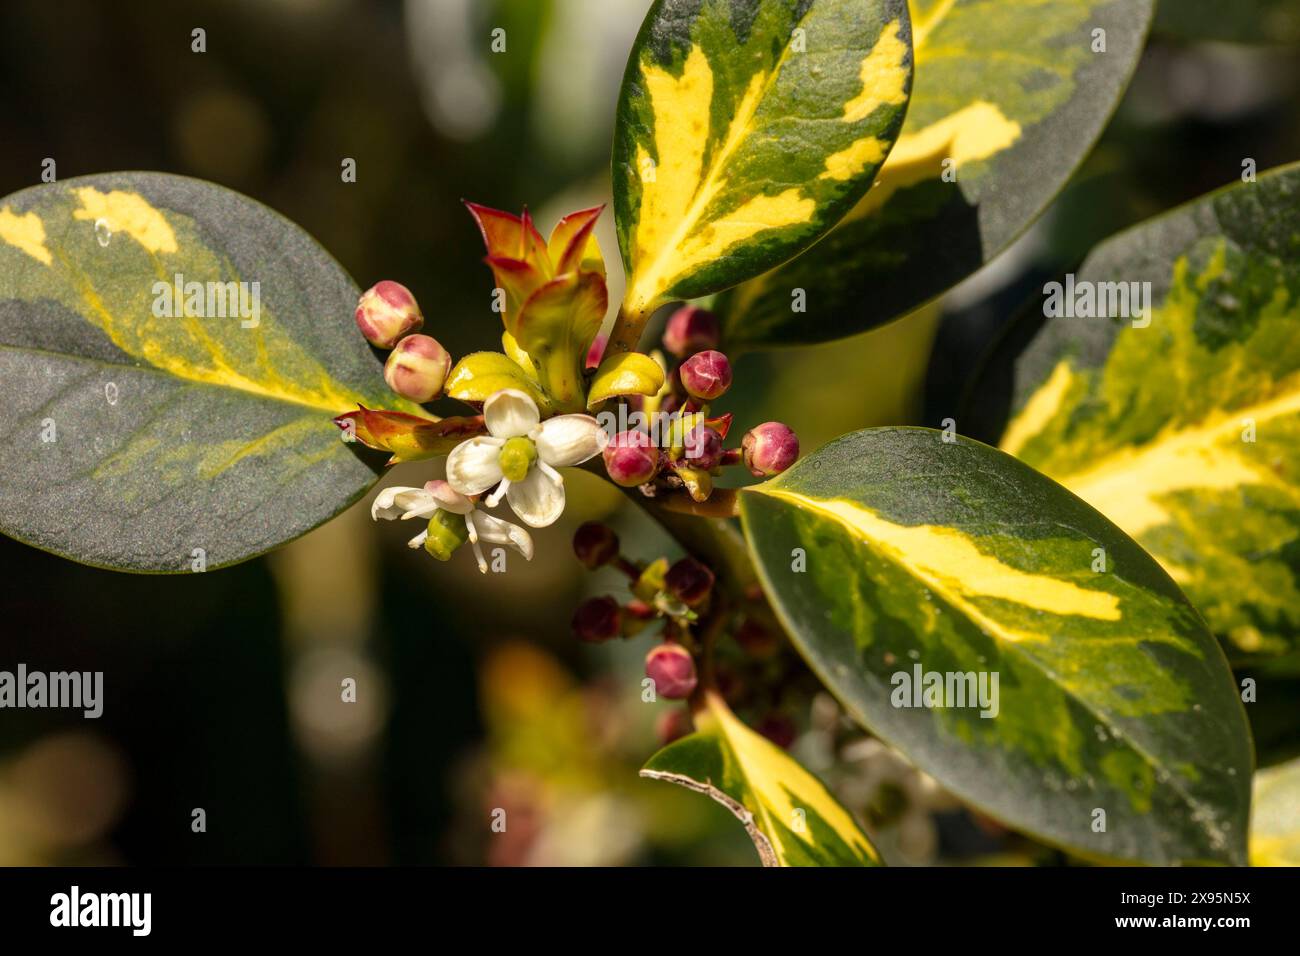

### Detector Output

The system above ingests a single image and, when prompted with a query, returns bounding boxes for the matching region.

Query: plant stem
[605,303,652,356]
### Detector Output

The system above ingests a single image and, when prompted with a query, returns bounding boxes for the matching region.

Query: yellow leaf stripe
[755,487,1121,642]
[0,207,53,265]
[702,693,879,864]
[0,188,413,416]
[625,19,909,316]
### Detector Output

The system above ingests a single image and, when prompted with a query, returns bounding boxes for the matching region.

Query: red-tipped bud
[573,521,619,570]
[572,596,622,643]
[603,430,660,487]
[678,350,732,401]
[742,421,799,477]
[757,713,797,750]
[656,707,694,745]
[645,643,698,700]
[682,424,723,470]
[585,333,608,371]
[662,305,721,358]
[383,334,451,402]
[356,280,423,348]
[665,556,714,607]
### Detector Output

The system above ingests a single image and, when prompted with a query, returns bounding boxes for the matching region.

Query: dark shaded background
[2,0,1299,865]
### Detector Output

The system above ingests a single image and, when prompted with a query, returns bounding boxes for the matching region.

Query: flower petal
[483,388,541,439]
[468,511,535,561]
[505,465,566,528]
[534,414,608,466]
[446,436,505,495]
[424,479,474,515]
[371,486,435,521]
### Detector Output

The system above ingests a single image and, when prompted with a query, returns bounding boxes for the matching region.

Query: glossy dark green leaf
[717,0,1154,348]
[613,0,913,324]
[0,172,419,572]
[642,691,881,866]
[739,427,1252,864]
[993,163,1300,667]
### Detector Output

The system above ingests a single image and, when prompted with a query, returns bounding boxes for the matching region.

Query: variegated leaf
[1250,757,1300,866]
[0,172,419,572]
[642,691,881,866]
[613,0,913,325]
[996,163,1300,666]
[739,427,1252,864]
[718,0,1155,348]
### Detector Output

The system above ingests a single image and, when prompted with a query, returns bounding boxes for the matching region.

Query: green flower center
[424,511,469,561]
[499,436,538,483]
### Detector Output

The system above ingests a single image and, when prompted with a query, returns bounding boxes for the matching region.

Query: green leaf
[0,172,418,572]
[642,692,881,866]
[717,0,1155,348]
[739,427,1252,865]
[994,163,1300,667]
[613,0,913,321]
[1251,757,1300,865]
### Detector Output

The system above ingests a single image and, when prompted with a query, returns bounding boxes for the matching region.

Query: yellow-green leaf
[740,427,1252,865]
[613,0,913,324]
[444,350,551,412]
[0,172,417,572]
[642,692,881,866]
[993,163,1300,667]
[1250,757,1300,866]
[586,350,665,409]
[718,0,1154,348]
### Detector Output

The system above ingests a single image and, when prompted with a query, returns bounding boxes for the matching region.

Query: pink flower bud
[356,280,423,348]
[682,424,723,470]
[573,521,619,570]
[655,707,694,745]
[679,349,731,401]
[662,305,720,358]
[572,596,622,643]
[383,334,451,402]
[665,556,714,607]
[742,421,799,477]
[645,643,697,700]
[603,430,660,487]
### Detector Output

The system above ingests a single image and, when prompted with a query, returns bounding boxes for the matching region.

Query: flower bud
[384,333,451,402]
[356,280,423,348]
[572,596,622,643]
[742,421,799,477]
[662,305,720,358]
[679,349,731,401]
[573,521,619,570]
[645,643,698,700]
[665,556,714,607]
[603,430,660,487]
[682,424,723,470]
[656,707,694,745]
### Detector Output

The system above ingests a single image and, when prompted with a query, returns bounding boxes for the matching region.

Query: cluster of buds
[570,521,726,714]
[355,281,452,403]
[601,305,799,502]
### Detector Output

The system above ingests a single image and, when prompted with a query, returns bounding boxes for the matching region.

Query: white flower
[445,389,607,528]
[371,479,533,573]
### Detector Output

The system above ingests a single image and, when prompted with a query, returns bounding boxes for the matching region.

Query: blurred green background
[2,0,1299,865]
